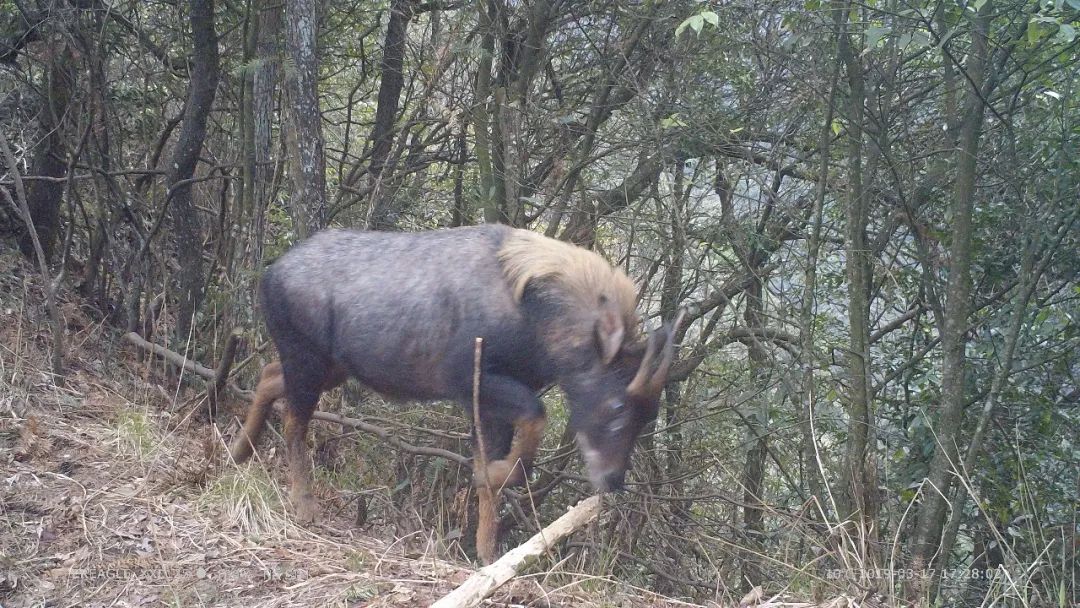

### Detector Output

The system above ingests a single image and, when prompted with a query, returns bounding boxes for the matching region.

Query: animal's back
[259,224,536,400]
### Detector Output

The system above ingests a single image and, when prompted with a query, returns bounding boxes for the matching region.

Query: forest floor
[0,247,829,608]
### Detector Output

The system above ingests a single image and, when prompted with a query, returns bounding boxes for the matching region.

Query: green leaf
[660,114,688,129]
[676,17,691,38]
[831,118,843,136]
[1055,23,1076,44]
[865,25,891,48]
[702,10,719,26]
[972,0,988,11]
[898,30,930,50]
[690,14,705,34]
[1027,20,1042,45]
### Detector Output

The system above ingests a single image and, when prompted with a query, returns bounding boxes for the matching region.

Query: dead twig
[298,406,471,467]
[430,495,602,608]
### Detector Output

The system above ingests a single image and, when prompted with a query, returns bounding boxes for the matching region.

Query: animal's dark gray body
[262,224,554,417]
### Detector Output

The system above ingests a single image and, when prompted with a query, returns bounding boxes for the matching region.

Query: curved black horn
[629,309,686,398]
[648,309,686,393]
[627,326,662,397]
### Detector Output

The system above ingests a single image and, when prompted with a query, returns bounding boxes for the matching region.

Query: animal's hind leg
[283,391,319,524]
[282,360,347,524]
[229,361,284,463]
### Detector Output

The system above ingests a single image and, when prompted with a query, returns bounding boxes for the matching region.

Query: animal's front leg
[474,415,546,564]
[468,374,546,564]
[470,374,546,489]
[482,417,546,488]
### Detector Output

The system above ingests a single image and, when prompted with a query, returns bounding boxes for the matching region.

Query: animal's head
[566,312,683,491]
[498,228,684,492]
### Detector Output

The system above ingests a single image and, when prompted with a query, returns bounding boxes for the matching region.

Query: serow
[229,224,681,557]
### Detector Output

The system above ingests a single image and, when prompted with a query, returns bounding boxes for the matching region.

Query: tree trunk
[834,0,876,541]
[472,0,498,224]
[20,40,75,263]
[1,132,64,381]
[741,276,769,590]
[451,113,469,227]
[283,0,327,237]
[169,0,220,340]
[911,0,993,578]
[239,2,256,260]
[799,36,841,521]
[366,0,414,230]
[500,0,551,227]
[471,0,553,227]
[934,234,1041,588]
[242,0,280,266]
[661,161,687,480]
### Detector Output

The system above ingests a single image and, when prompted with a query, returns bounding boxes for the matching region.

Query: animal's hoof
[477,458,525,489]
[227,440,252,464]
[292,493,319,524]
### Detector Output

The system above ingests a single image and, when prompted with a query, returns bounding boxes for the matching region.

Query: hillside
[0,247,767,608]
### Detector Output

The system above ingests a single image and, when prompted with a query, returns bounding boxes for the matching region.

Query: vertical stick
[471,337,498,564]
[207,328,242,417]
[0,132,65,383]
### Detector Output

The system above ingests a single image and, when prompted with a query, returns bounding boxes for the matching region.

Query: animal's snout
[599,470,626,492]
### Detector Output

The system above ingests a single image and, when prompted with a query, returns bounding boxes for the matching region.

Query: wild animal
[228,224,680,559]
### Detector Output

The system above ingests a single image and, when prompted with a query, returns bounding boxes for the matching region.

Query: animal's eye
[607,415,626,435]
[605,400,627,434]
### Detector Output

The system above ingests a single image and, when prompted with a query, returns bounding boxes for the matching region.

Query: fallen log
[125,331,216,378]
[430,495,601,608]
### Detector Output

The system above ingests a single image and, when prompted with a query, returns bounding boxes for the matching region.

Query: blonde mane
[498,228,639,327]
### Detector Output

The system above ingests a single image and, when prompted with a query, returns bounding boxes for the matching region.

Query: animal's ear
[594,295,625,364]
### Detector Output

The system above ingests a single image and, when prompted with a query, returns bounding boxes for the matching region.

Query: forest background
[1,0,1078,605]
